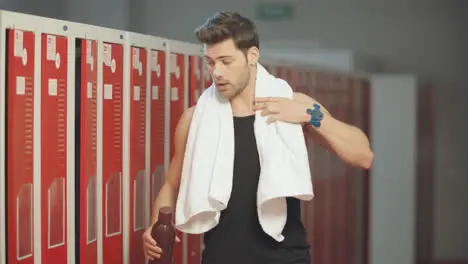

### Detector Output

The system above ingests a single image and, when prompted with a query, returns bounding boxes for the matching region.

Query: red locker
[40,33,68,263]
[187,55,203,264]
[6,29,35,264]
[170,52,186,264]
[360,78,371,264]
[101,42,124,264]
[204,66,212,89]
[343,79,356,264]
[329,76,346,264]
[129,46,147,264]
[150,49,166,212]
[302,68,316,258]
[311,72,333,264]
[79,39,98,264]
[189,56,203,106]
[273,66,283,79]
[288,67,298,92]
[169,53,185,157]
[284,67,294,91]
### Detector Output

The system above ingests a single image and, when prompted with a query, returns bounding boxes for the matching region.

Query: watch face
[312,110,323,120]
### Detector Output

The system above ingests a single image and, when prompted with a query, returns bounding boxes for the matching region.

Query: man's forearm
[150,183,179,226]
[305,116,373,168]
[295,92,373,169]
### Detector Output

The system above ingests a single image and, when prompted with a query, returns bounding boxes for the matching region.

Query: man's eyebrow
[204,55,234,60]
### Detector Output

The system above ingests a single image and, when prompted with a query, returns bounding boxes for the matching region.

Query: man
[142,11,373,264]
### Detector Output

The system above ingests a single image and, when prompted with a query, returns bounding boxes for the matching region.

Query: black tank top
[202,115,310,264]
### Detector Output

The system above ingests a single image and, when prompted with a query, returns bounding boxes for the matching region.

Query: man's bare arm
[149,106,194,226]
[293,92,373,169]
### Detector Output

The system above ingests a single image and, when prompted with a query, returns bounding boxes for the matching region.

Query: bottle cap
[158,206,173,225]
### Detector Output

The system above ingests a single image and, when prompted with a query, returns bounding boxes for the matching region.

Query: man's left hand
[254,97,311,124]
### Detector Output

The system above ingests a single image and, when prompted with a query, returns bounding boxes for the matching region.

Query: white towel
[175,63,314,242]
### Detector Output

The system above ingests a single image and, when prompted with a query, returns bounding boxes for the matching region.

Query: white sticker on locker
[111,59,116,73]
[87,82,93,99]
[86,40,93,64]
[103,44,112,67]
[152,86,159,100]
[132,48,139,69]
[171,87,179,101]
[134,86,140,101]
[48,79,57,96]
[16,76,25,95]
[46,35,56,61]
[170,53,177,73]
[151,51,158,72]
[55,53,61,69]
[104,84,113,100]
[22,48,28,66]
[14,30,23,57]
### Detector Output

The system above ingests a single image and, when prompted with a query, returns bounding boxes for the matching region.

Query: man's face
[204,39,256,100]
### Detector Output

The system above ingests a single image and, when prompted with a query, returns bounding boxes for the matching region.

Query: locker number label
[87,82,93,99]
[48,78,58,96]
[14,30,23,57]
[104,84,113,100]
[16,76,26,95]
[151,51,160,76]
[103,44,112,67]
[132,48,140,70]
[171,87,179,101]
[170,53,180,79]
[152,86,159,100]
[46,35,56,61]
[133,86,140,101]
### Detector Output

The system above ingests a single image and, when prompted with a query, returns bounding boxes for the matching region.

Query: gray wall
[1,0,467,261]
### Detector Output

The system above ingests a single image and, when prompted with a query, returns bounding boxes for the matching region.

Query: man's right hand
[142,227,162,260]
[142,227,181,260]
[143,107,193,260]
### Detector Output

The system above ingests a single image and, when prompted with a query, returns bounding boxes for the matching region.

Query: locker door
[40,33,68,264]
[101,42,124,264]
[204,64,212,89]
[169,52,186,264]
[150,49,166,218]
[189,56,203,106]
[187,55,204,264]
[129,46,148,264]
[6,29,35,264]
[169,53,186,157]
[79,39,98,264]
[310,71,332,264]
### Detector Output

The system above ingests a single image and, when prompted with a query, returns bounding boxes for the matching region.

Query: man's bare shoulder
[179,106,195,127]
[174,106,196,144]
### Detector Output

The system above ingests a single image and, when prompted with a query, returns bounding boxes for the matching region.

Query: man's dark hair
[195,11,259,51]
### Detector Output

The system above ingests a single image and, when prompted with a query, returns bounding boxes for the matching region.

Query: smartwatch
[306,103,324,128]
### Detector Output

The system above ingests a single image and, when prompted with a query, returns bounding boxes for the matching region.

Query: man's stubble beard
[229,65,251,100]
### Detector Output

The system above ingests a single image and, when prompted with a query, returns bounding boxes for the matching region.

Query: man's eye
[222,60,233,65]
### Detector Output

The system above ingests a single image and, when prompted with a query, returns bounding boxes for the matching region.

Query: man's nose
[212,63,224,79]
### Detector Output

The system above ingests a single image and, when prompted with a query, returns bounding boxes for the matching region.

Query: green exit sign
[255,3,294,21]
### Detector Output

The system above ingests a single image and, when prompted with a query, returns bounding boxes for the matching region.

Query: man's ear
[247,46,259,66]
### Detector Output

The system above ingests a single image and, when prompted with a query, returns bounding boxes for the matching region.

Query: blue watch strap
[306,103,324,128]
